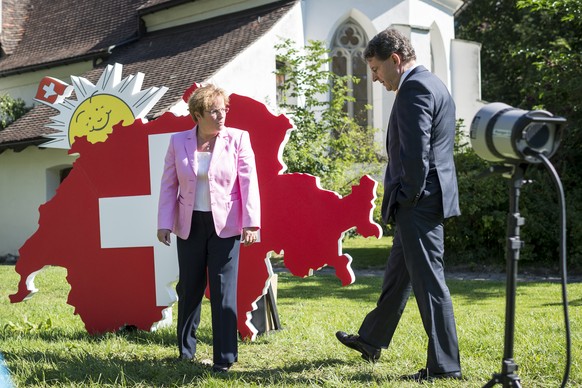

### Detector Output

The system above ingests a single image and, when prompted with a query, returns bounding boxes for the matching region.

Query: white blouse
[193,152,212,211]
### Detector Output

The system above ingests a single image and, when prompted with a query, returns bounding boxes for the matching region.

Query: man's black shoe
[211,363,233,373]
[402,368,462,382]
[335,331,381,362]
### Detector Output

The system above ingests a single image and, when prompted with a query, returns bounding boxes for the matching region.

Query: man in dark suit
[336,28,462,382]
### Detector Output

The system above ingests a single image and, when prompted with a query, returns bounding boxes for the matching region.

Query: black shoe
[402,368,462,382]
[335,331,381,362]
[211,363,233,373]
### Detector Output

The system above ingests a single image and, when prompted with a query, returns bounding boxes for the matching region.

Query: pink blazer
[157,125,261,239]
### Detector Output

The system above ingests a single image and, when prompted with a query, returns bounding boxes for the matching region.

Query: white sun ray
[36,63,168,149]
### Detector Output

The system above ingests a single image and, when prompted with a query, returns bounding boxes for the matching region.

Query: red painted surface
[10,82,382,339]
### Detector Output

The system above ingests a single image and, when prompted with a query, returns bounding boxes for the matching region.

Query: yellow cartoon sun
[35,63,168,149]
[70,93,133,145]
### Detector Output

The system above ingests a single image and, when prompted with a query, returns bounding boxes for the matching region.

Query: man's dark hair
[364,28,416,62]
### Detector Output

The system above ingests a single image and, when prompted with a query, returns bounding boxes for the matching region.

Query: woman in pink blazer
[157,84,260,373]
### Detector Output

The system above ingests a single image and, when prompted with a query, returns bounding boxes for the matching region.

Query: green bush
[275,39,382,195]
[446,143,580,270]
[520,156,582,269]
[445,148,507,265]
[453,0,582,271]
[0,94,30,129]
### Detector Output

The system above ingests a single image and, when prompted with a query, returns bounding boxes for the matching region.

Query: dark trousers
[358,180,461,373]
[176,211,240,364]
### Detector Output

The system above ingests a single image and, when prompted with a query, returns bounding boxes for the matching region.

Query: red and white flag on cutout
[35,77,73,105]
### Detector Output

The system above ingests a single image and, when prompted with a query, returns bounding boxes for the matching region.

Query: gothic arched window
[331,20,371,127]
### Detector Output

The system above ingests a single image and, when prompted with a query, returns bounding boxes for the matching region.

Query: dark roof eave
[0,137,48,154]
[0,50,110,78]
[138,0,196,16]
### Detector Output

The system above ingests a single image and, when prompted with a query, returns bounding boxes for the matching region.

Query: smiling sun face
[70,94,134,145]
[35,63,168,149]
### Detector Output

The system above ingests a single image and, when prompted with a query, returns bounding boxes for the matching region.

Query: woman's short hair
[187,84,230,121]
[364,28,416,62]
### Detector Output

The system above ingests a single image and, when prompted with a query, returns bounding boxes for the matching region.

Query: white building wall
[302,0,401,42]
[0,62,93,106]
[301,0,463,148]
[409,0,458,79]
[451,38,484,131]
[0,147,77,256]
[0,60,90,257]
[212,1,304,110]
[0,0,484,258]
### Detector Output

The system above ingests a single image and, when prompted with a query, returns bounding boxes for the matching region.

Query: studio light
[469,102,571,387]
[469,102,566,164]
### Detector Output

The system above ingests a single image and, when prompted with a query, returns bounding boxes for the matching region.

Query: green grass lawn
[270,235,391,270]
[343,235,392,270]
[0,238,580,387]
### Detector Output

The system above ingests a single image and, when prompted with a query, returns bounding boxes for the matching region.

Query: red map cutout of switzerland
[10,83,382,339]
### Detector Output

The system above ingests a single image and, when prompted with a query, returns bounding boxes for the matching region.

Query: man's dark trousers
[357,174,461,373]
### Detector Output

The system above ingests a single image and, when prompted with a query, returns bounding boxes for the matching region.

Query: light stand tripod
[483,163,528,388]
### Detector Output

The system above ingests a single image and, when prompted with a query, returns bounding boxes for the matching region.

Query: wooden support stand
[250,274,282,335]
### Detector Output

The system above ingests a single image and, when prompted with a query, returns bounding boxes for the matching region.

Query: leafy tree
[274,39,382,196]
[454,0,582,268]
[456,0,582,118]
[0,94,30,129]
[456,0,582,162]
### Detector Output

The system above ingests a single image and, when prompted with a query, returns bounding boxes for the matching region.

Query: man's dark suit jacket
[381,65,460,223]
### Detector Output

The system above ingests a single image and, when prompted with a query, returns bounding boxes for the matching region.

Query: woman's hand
[242,227,259,246]
[157,229,172,246]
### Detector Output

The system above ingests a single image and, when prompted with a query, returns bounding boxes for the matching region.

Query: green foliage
[454,0,582,268]
[447,140,580,268]
[446,146,508,265]
[275,39,382,196]
[455,0,582,117]
[447,120,508,265]
[3,317,53,334]
[0,94,30,129]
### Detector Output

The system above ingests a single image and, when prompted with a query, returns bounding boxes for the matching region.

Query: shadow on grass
[230,358,388,385]
[9,349,395,386]
[276,272,508,305]
[117,325,215,348]
[276,272,382,305]
[543,297,582,307]
[0,325,209,350]
[10,350,210,386]
[448,280,506,304]
[343,246,390,270]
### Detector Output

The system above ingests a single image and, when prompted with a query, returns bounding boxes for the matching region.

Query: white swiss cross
[99,133,179,309]
[42,82,58,99]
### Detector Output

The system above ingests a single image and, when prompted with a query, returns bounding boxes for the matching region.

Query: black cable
[527,150,571,387]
